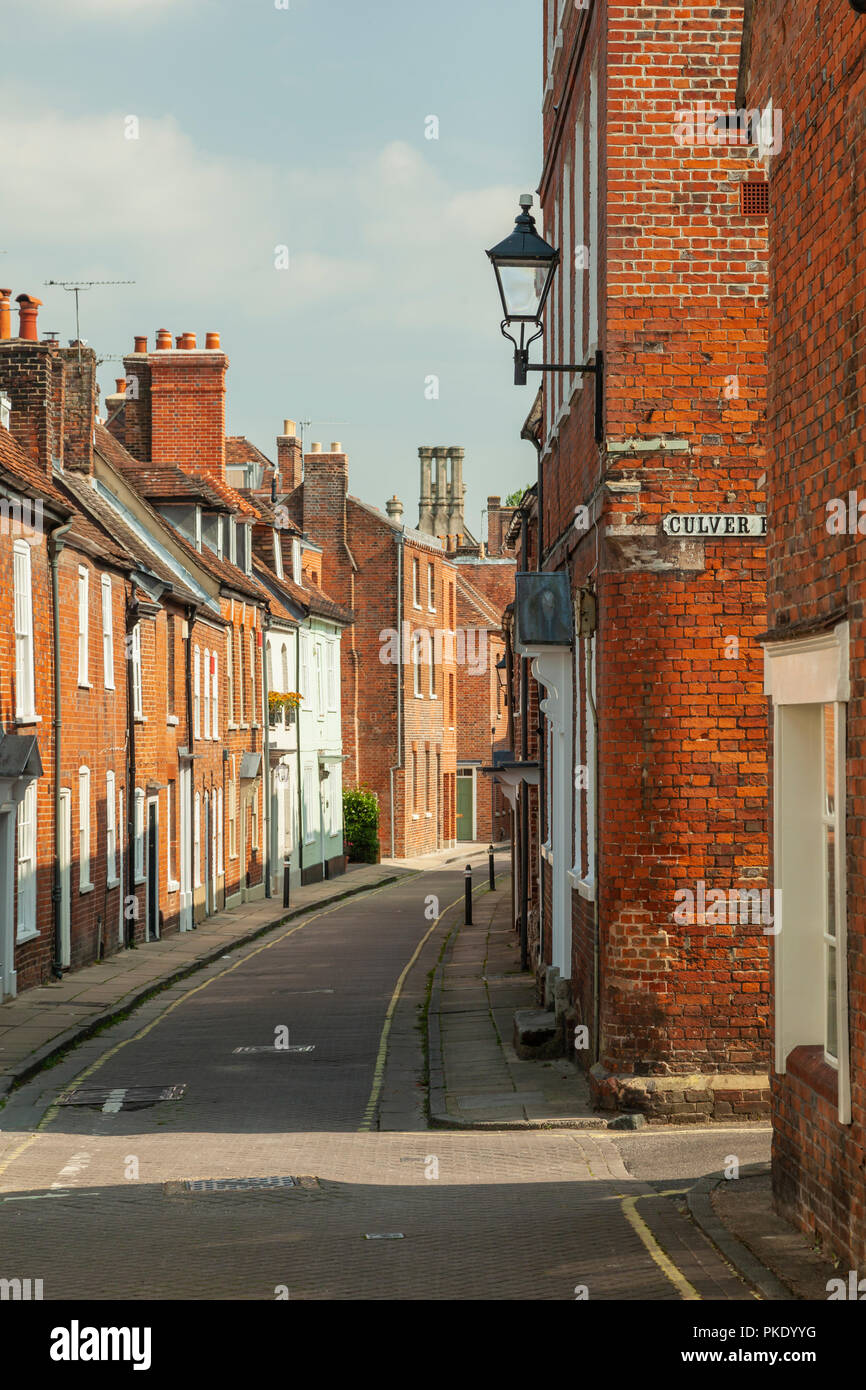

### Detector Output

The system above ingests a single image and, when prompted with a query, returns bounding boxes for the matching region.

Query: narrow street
[0,864,769,1301]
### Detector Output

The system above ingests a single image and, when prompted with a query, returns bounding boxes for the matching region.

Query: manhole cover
[232,1046,315,1054]
[58,1085,186,1110]
[173,1175,320,1194]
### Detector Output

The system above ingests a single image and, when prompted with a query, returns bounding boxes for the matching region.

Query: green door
[456,769,474,841]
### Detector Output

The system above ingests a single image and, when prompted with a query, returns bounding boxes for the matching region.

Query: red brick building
[493,1,772,1120]
[0,304,286,995]
[282,445,459,857]
[739,0,866,1269]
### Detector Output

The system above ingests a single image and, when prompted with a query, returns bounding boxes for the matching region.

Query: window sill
[78,681,93,691]
[412,814,420,821]
[134,715,147,724]
[14,713,42,726]
[167,880,179,895]
[424,812,432,819]
[79,883,95,895]
[167,716,179,727]
[567,871,596,901]
[104,683,116,693]
[228,722,239,731]
[785,1044,838,1107]
[134,875,146,886]
[107,878,121,891]
[15,928,39,945]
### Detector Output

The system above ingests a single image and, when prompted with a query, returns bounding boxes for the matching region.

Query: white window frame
[131,622,143,719]
[193,645,201,740]
[79,766,92,892]
[16,780,38,941]
[292,537,302,585]
[106,770,117,886]
[412,556,421,609]
[212,652,219,739]
[250,630,257,724]
[194,791,201,888]
[302,762,318,844]
[764,622,852,1124]
[413,631,425,698]
[217,786,224,873]
[326,640,338,712]
[226,629,235,726]
[101,573,115,690]
[77,565,90,687]
[273,531,284,580]
[329,763,342,837]
[239,630,246,725]
[314,642,324,720]
[203,648,210,740]
[134,787,146,883]
[429,642,436,699]
[13,540,36,722]
[300,633,310,701]
[588,60,599,353]
[427,563,436,612]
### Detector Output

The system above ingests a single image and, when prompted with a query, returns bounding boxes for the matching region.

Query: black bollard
[464,863,473,925]
[488,843,495,892]
[282,857,291,910]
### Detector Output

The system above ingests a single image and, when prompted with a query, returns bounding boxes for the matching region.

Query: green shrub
[343,786,380,863]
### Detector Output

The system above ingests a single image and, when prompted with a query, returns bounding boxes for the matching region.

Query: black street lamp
[487,194,603,442]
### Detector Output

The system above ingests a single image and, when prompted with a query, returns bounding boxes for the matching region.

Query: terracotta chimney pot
[115,378,127,394]
[175,335,184,349]
[0,289,11,340]
[133,335,147,353]
[156,329,172,350]
[16,294,42,342]
[205,331,221,349]
[181,332,196,349]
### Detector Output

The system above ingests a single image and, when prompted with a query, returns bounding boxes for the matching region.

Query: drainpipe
[586,629,600,1064]
[522,428,546,965]
[48,520,73,978]
[388,534,404,859]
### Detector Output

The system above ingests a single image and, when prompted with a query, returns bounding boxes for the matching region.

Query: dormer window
[228,516,237,566]
[194,506,202,551]
[273,531,284,580]
[292,537,302,585]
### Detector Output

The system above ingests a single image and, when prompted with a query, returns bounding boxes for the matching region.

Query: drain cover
[232,1046,315,1054]
[58,1085,186,1110]
[175,1175,320,1194]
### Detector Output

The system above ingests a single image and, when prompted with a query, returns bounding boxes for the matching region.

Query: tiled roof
[226,436,273,470]
[456,572,503,631]
[0,427,71,510]
[253,558,354,626]
[96,423,260,519]
[60,472,205,607]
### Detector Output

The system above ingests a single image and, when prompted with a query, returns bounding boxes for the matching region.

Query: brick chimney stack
[276,418,303,492]
[115,330,228,481]
[302,443,350,599]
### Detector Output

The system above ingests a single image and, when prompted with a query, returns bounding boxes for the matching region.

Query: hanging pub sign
[661,513,767,538]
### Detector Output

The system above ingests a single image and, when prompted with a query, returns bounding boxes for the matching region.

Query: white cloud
[0,104,516,339]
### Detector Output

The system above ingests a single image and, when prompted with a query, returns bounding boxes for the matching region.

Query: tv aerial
[44,279,135,361]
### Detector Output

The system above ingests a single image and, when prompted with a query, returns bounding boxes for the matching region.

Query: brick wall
[741,0,866,1267]
[534,0,771,1113]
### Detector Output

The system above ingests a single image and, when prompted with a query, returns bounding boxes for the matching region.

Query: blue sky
[3,0,542,538]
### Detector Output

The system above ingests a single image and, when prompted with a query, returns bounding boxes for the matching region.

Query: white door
[179,766,193,931]
[59,789,72,966]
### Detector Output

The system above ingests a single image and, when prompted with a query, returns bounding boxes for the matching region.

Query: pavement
[0,848,834,1301]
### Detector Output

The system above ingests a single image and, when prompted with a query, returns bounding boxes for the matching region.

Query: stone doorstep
[589,1065,772,1119]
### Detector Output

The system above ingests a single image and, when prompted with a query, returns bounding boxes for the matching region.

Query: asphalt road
[0,860,770,1301]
